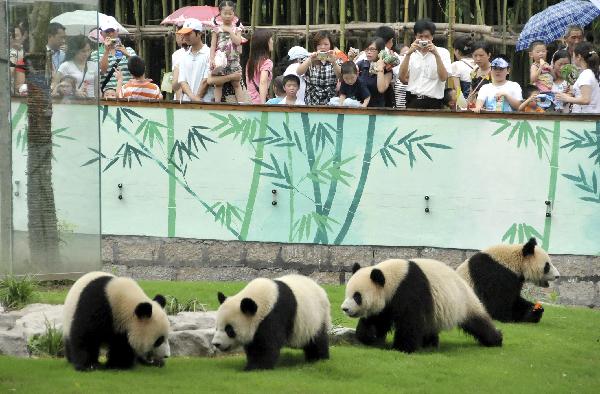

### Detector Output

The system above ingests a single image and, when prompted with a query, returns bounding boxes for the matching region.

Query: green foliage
[81,142,151,171]
[502,223,544,244]
[134,119,166,148]
[210,113,259,145]
[169,126,217,174]
[0,275,37,310]
[562,166,600,203]
[15,126,75,154]
[561,127,600,165]
[491,120,552,160]
[27,318,64,358]
[375,129,452,168]
[292,212,340,242]
[208,202,245,229]
[164,295,207,315]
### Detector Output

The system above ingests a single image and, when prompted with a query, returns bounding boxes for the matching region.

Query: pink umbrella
[161,6,220,25]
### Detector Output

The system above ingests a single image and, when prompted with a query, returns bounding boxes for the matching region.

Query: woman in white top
[53,35,97,98]
[450,36,476,100]
[556,42,600,114]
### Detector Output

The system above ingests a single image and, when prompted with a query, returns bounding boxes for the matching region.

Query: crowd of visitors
[8,4,600,114]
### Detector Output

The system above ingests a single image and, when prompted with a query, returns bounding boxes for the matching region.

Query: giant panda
[63,272,171,371]
[342,259,502,353]
[456,237,560,323]
[212,274,331,370]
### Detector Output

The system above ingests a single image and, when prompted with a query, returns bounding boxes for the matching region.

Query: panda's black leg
[392,321,422,353]
[106,334,137,369]
[303,326,330,362]
[68,337,101,371]
[244,342,281,371]
[513,297,544,323]
[422,334,439,349]
[356,314,391,347]
[459,314,503,347]
[355,317,378,345]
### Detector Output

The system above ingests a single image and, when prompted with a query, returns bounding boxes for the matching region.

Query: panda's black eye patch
[225,324,236,338]
[154,336,165,348]
[544,262,550,274]
[353,292,362,305]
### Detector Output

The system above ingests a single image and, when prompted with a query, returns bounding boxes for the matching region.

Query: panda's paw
[528,304,544,323]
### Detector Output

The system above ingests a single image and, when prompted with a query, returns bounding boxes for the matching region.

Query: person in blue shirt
[338,61,371,107]
[266,76,285,104]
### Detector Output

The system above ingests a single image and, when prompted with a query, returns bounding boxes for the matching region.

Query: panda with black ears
[456,237,560,323]
[342,259,503,353]
[212,274,331,370]
[63,272,171,371]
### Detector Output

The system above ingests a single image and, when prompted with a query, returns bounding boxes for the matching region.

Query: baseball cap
[491,57,510,69]
[288,46,309,61]
[177,19,204,34]
[100,16,121,32]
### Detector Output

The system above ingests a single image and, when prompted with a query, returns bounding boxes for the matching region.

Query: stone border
[102,235,600,308]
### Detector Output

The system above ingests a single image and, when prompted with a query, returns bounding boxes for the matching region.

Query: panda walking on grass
[456,237,560,323]
[63,272,171,371]
[212,274,331,370]
[342,259,503,353]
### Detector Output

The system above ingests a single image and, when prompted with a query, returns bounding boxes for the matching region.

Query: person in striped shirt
[116,56,162,100]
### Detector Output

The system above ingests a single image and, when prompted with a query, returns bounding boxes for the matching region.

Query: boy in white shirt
[474,57,523,113]
[278,74,305,106]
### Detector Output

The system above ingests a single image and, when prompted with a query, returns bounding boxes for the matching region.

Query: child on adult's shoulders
[332,61,371,107]
[529,41,554,93]
[473,56,522,113]
[278,74,305,106]
[266,76,285,104]
[519,85,546,113]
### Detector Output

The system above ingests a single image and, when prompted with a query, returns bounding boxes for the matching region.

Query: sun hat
[177,18,204,34]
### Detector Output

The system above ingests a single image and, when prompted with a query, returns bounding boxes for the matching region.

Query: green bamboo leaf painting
[397,130,417,145]
[491,119,511,135]
[423,142,452,149]
[384,128,398,146]
[417,144,432,161]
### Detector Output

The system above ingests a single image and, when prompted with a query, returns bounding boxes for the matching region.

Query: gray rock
[13,304,63,339]
[0,330,28,357]
[329,326,359,346]
[168,311,216,332]
[169,329,216,357]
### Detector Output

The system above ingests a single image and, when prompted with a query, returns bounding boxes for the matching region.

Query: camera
[418,40,429,48]
[317,51,329,61]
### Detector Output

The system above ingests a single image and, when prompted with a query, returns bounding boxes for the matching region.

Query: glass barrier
[1,0,101,277]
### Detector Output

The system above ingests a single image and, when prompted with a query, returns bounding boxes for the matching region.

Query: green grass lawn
[1,281,599,393]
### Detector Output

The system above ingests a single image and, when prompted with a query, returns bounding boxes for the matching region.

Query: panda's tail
[459,314,503,347]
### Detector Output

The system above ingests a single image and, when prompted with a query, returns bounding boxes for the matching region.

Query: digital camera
[317,51,329,61]
[418,40,429,48]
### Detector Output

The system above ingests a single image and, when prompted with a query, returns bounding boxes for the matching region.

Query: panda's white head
[341,263,388,318]
[126,295,171,366]
[212,279,277,352]
[487,238,560,288]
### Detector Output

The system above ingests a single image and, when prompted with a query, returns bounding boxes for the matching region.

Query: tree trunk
[26,3,60,270]
[291,0,299,25]
[0,0,12,269]
[340,0,346,50]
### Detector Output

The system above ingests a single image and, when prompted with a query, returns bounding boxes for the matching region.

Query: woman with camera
[399,19,452,110]
[296,31,342,105]
[356,37,393,108]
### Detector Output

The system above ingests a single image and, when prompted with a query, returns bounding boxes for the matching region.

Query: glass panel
[3,0,101,277]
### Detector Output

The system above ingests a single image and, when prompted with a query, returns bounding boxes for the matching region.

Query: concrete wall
[102,235,600,308]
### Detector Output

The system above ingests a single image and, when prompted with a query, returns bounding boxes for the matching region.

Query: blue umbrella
[516,0,600,51]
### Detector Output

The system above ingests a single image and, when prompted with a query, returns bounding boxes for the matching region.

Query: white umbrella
[50,11,129,36]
